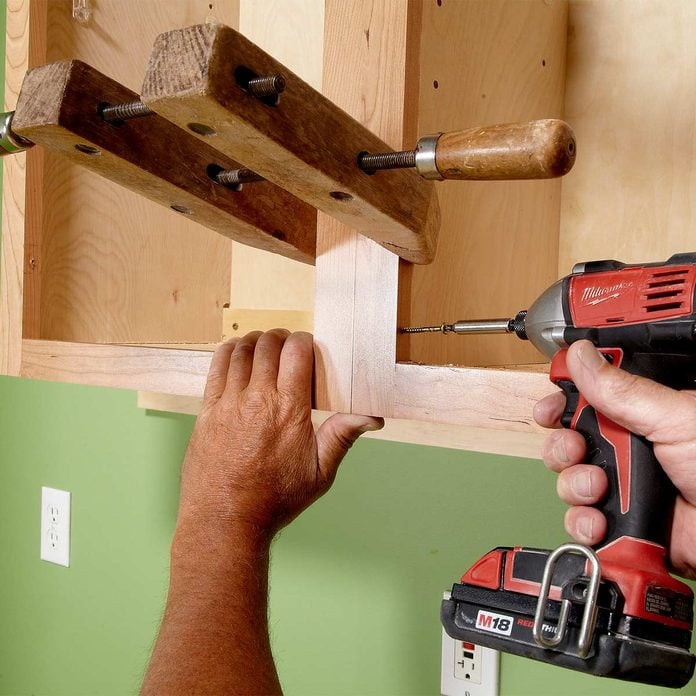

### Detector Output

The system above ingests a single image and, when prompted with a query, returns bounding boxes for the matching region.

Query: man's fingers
[226,331,263,393]
[248,329,290,389]
[566,341,696,442]
[556,464,608,505]
[564,506,607,546]
[541,429,587,472]
[669,497,696,580]
[277,332,314,401]
[533,390,566,429]
[203,339,238,405]
[316,413,384,484]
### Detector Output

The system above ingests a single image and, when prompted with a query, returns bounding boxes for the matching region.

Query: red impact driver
[403,254,696,687]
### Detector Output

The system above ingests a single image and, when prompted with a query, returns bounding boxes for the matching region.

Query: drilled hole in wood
[437,0,442,6]
[233,65,282,106]
[433,80,439,89]
[232,323,239,330]
[188,122,217,137]
[330,191,353,201]
[542,59,547,67]
[97,101,123,127]
[171,204,194,215]
[75,143,101,156]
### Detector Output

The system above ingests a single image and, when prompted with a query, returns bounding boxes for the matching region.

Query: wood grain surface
[141,21,440,265]
[399,0,568,368]
[137,392,548,459]
[12,60,316,265]
[21,339,211,396]
[435,119,576,180]
[393,362,551,433]
[1,0,45,374]
[227,0,320,323]
[315,0,423,415]
[16,0,241,346]
[222,308,313,339]
[560,1,696,272]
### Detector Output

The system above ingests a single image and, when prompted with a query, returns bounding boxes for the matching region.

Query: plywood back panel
[399,0,568,368]
[560,1,696,272]
[30,1,239,343]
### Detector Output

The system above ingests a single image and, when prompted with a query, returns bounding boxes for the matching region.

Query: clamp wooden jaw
[4,22,575,267]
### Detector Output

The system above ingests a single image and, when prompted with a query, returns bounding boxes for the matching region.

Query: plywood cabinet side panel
[1,0,43,373]
[560,1,696,272]
[33,1,240,345]
[401,0,568,369]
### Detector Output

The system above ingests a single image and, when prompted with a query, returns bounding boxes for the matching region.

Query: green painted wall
[0,3,694,695]
[0,375,694,696]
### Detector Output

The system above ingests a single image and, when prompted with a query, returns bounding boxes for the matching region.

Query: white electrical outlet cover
[441,592,500,696]
[40,486,71,567]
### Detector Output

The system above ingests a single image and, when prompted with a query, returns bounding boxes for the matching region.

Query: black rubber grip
[557,371,676,549]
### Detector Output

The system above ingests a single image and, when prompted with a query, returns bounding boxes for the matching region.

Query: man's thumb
[566,340,688,439]
[316,413,384,481]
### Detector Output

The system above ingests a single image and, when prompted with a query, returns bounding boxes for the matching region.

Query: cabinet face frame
[2,0,557,454]
[313,0,563,437]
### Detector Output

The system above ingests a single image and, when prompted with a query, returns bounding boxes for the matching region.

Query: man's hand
[141,330,383,696]
[534,340,696,580]
[179,329,384,539]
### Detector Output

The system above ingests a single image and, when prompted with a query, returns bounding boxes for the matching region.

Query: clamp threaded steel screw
[215,168,265,187]
[359,149,417,173]
[246,75,286,99]
[100,100,154,124]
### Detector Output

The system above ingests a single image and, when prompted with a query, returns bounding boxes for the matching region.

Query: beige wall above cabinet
[3,1,696,457]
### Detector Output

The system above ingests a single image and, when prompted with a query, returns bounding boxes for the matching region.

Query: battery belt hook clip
[532,543,602,658]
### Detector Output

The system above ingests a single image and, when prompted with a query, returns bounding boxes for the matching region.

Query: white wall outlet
[40,487,71,567]
[441,592,499,696]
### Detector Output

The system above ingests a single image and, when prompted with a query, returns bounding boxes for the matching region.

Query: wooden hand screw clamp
[8,60,316,264]
[2,22,576,268]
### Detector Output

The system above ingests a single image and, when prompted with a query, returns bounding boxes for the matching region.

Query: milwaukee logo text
[581,282,634,305]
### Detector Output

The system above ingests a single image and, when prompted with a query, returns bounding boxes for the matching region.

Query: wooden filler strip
[11,59,317,265]
[140,22,440,265]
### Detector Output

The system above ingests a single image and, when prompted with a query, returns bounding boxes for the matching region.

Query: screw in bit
[400,324,449,334]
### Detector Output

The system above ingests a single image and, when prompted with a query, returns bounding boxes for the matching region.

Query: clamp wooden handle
[434,119,576,180]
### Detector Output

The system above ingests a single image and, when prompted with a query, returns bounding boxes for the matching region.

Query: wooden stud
[316,0,423,417]
[12,60,316,265]
[140,22,440,265]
